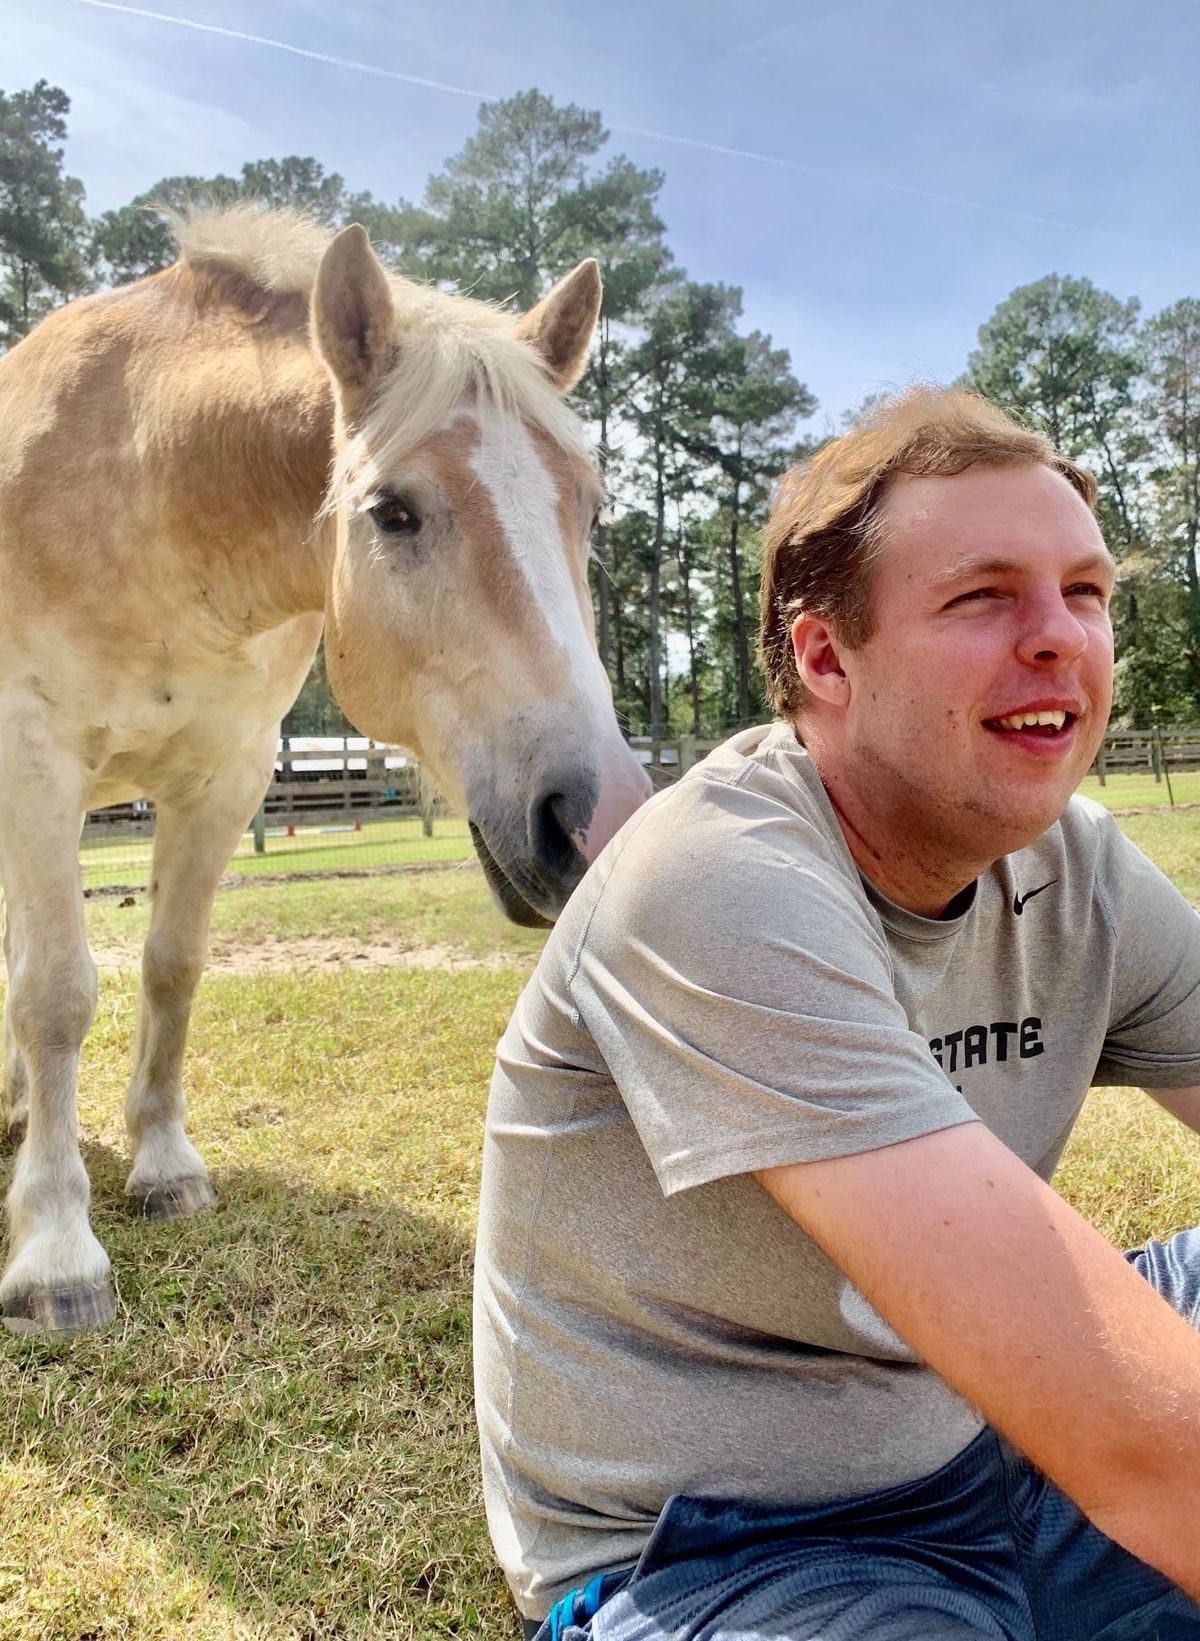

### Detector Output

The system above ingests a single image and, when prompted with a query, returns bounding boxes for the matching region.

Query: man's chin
[970,785,1078,858]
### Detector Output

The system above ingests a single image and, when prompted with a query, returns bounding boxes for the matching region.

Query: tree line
[4,78,1198,733]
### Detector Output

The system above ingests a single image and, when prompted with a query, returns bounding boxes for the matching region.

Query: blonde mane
[170,205,595,507]
[172,203,331,293]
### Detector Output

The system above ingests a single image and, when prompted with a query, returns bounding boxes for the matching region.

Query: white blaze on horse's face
[464,399,650,891]
[313,227,650,925]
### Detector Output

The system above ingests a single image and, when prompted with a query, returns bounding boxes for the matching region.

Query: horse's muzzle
[469,755,650,925]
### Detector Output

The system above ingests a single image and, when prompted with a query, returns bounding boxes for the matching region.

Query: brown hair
[759,387,1098,719]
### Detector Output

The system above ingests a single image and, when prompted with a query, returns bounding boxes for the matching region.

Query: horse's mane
[170,205,595,505]
[173,203,331,294]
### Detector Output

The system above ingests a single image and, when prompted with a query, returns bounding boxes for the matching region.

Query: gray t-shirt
[474,724,1200,1620]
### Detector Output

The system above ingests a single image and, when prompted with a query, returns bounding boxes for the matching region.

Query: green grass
[80,816,476,891]
[1111,811,1200,903]
[2,818,1200,1636]
[1077,768,1200,809]
[86,864,548,970]
[1,874,540,1639]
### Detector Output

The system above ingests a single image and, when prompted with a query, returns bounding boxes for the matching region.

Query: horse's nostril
[530,791,580,883]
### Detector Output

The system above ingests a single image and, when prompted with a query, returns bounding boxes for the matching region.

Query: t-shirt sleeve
[1094,820,1200,1088]
[565,779,978,1196]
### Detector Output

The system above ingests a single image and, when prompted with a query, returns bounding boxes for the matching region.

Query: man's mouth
[982,708,1077,738]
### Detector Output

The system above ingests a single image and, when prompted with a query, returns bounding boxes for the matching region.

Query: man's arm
[1144,1084,1200,1138]
[756,1121,1200,1601]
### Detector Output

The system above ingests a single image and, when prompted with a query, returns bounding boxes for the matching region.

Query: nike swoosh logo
[1013,878,1059,915]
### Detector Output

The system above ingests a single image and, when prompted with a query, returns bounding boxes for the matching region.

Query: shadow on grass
[0,1140,517,1640]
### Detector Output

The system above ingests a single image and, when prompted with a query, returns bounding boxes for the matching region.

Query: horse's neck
[142,266,336,628]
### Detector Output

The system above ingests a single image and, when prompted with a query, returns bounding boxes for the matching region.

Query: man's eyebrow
[928,549,1117,589]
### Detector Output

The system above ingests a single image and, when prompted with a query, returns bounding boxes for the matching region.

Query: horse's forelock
[322,313,595,517]
[167,207,595,502]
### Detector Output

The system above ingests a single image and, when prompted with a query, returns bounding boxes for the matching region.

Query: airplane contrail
[64,0,496,100]
[723,21,803,59]
[61,0,1151,242]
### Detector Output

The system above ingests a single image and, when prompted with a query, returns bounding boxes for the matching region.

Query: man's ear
[790,612,850,707]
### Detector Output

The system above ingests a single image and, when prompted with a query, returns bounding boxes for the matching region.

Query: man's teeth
[994,710,1068,731]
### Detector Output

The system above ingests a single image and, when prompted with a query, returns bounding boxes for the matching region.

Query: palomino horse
[0,207,650,1335]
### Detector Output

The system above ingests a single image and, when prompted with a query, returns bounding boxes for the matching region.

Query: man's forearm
[757,1123,1200,1602]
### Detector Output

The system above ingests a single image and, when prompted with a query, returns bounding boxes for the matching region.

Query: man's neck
[795,721,991,920]
[822,781,985,919]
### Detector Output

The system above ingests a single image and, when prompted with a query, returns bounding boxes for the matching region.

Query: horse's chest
[83,618,321,808]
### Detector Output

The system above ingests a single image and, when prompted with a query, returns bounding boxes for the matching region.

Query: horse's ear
[514,259,602,392]
[312,224,394,404]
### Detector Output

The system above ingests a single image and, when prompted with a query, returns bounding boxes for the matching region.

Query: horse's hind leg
[125,737,278,1219]
[0,705,112,1334]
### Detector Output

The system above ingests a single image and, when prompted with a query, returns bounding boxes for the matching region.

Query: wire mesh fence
[77,724,1200,894]
[79,735,731,894]
[77,734,730,894]
[79,740,470,894]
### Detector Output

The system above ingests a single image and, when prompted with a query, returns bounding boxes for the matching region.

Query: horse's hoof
[2,1281,117,1336]
[131,1176,217,1221]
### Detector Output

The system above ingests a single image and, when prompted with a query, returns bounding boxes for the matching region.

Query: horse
[0,206,650,1335]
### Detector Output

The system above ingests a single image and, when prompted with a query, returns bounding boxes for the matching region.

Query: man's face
[828,463,1115,863]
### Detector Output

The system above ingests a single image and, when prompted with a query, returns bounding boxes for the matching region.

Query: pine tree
[0,81,89,344]
[90,158,357,286]
[624,281,742,736]
[709,333,815,725]
[1142,299,1200,708]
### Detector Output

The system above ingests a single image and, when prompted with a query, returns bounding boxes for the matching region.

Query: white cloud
[5,7,268,208]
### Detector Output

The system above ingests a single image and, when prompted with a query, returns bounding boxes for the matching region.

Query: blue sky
[6,0,1200,429]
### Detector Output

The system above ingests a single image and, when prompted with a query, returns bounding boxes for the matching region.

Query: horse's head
[311,225,651,925]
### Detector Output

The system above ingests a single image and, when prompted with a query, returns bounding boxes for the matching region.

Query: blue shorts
[526,1227,1200,1640]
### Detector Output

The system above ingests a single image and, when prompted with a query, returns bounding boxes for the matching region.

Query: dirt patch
[92,937,527,975]
[1107,800,1200,816]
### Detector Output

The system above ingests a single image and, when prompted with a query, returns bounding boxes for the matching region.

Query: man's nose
[1015,592,1089,666]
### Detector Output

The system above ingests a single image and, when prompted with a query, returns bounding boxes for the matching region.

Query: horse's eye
[370,494,421,535]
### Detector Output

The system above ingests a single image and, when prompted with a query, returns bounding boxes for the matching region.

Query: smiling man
[474,389,1200,1639]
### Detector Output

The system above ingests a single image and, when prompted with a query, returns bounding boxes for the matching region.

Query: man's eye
[369,494,421,535]
[1068,583,1108,602]
[948,587,997,606]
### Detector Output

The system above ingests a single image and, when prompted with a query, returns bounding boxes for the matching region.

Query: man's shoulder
[992,791,1140,937]
[600,723,853,890]
[1015,791,1122,877]
[549,724,877,995]
[647,722,837,826]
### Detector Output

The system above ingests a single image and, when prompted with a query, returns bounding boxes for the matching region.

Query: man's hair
[758,387,1099,719]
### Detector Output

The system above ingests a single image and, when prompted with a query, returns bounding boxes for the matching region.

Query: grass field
[2,809,1199,1637]
[1078,768,1200,809]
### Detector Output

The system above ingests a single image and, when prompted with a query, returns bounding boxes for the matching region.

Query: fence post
[252,802,266,855]
[678,734,696,776]
[1095,740,1106,787]
[1152,721,1176,807]
[1150,730,1163,784]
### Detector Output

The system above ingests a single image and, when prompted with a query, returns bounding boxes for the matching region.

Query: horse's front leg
[0,705,111,1334]
[3,905,30,1147]
[125,738,278,1219]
